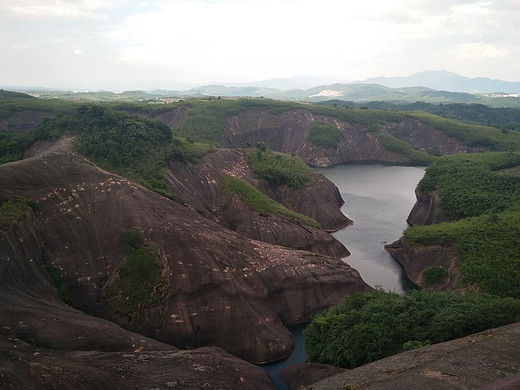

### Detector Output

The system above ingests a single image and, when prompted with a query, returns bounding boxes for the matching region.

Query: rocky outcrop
[285,322,520,390]
[385,240,460,290]
[380,118,486,156]
[385,188,459,290]
[220,109,408,166]
[0,337,274,390]
[222,196,349,258]
[280,362,346,390]
[0,211,273,389]
[406,189,454,226]
[217,109,484,167]
[0,139,371,367]
[165,148,352,257]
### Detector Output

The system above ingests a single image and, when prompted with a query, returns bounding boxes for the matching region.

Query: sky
[1,0,519,89]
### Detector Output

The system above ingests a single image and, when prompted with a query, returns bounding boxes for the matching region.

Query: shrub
[0,195,35,229]
[247,149,311,189]
[308,121,342,148]
[377,133,436,165]
[421,266,449,287]
[104,228,167,322]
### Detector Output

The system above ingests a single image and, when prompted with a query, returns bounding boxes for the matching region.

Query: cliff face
[0,139,371,369]
[220,109,406,166]
[380,118,485,156]
[385,187,459,290]
[165,148,351,257]
[218,109,481,166]
[384,240,460,290]
[406,189,455,226]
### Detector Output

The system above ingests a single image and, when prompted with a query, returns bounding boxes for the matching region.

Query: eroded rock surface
[0,138,370,368]
[406,189,455,226]
[165,148,351,257]
[218,109,482,167]
[0,209,274,389]
[385,187,459,290]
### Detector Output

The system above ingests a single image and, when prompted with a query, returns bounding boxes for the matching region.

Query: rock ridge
[0,139,371,369]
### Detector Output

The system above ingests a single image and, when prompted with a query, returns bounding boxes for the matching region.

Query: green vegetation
[104,227,167,322]
[308,121,342,148]
[407,111,520,151]
[398,152,520,297]
[321,100,520,131]
[304,289,520,369]
[421,266,450,288]
[247,147,312,189]
[0,129,38,164]
[221,175,319,227]
[0,195,38,229]
[41,252,72,305]
[404,209,520,297]
[376,133,437,165]
[32,104,213,200]
[417,152,520,218]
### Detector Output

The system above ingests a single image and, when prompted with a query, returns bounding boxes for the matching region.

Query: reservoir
[321,163,426,294]
[263,163,426,389]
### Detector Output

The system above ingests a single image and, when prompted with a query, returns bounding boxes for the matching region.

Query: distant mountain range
[363,70,520,94]
[146,71,520,108]
[5,70,519,108]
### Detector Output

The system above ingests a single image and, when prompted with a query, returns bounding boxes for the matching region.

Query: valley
[1,92,520,389]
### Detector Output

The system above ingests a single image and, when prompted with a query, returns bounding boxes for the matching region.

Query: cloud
[0,0,106,19]
[1,0,519,86]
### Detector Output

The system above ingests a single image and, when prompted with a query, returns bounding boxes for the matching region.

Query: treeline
[319,100,520,131]
[0,103,213,200]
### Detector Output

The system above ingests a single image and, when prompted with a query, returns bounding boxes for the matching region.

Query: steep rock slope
[380,118,485,156]
[0,138,371,365]
[165,148,351,257]
[405,189,455,226]
[384,188,459,289]
[219,109,480,166]
[0,211,274,389]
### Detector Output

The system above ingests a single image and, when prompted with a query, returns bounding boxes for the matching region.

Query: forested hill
[3,96,520,170]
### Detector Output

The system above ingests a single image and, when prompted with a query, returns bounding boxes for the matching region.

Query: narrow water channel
[263,163,425,389]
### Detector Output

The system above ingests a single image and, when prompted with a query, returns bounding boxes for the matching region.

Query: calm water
[320,163,426,293]
[263,163,425,389]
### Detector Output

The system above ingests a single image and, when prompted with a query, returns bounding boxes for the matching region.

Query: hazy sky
[1,0,519,89]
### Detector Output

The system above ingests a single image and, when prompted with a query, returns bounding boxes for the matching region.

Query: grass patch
[221,175,319,228]
[377,133,436,165]
[421,266,450,288]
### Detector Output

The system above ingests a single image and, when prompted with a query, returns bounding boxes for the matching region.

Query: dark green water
[263,163,425,389]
